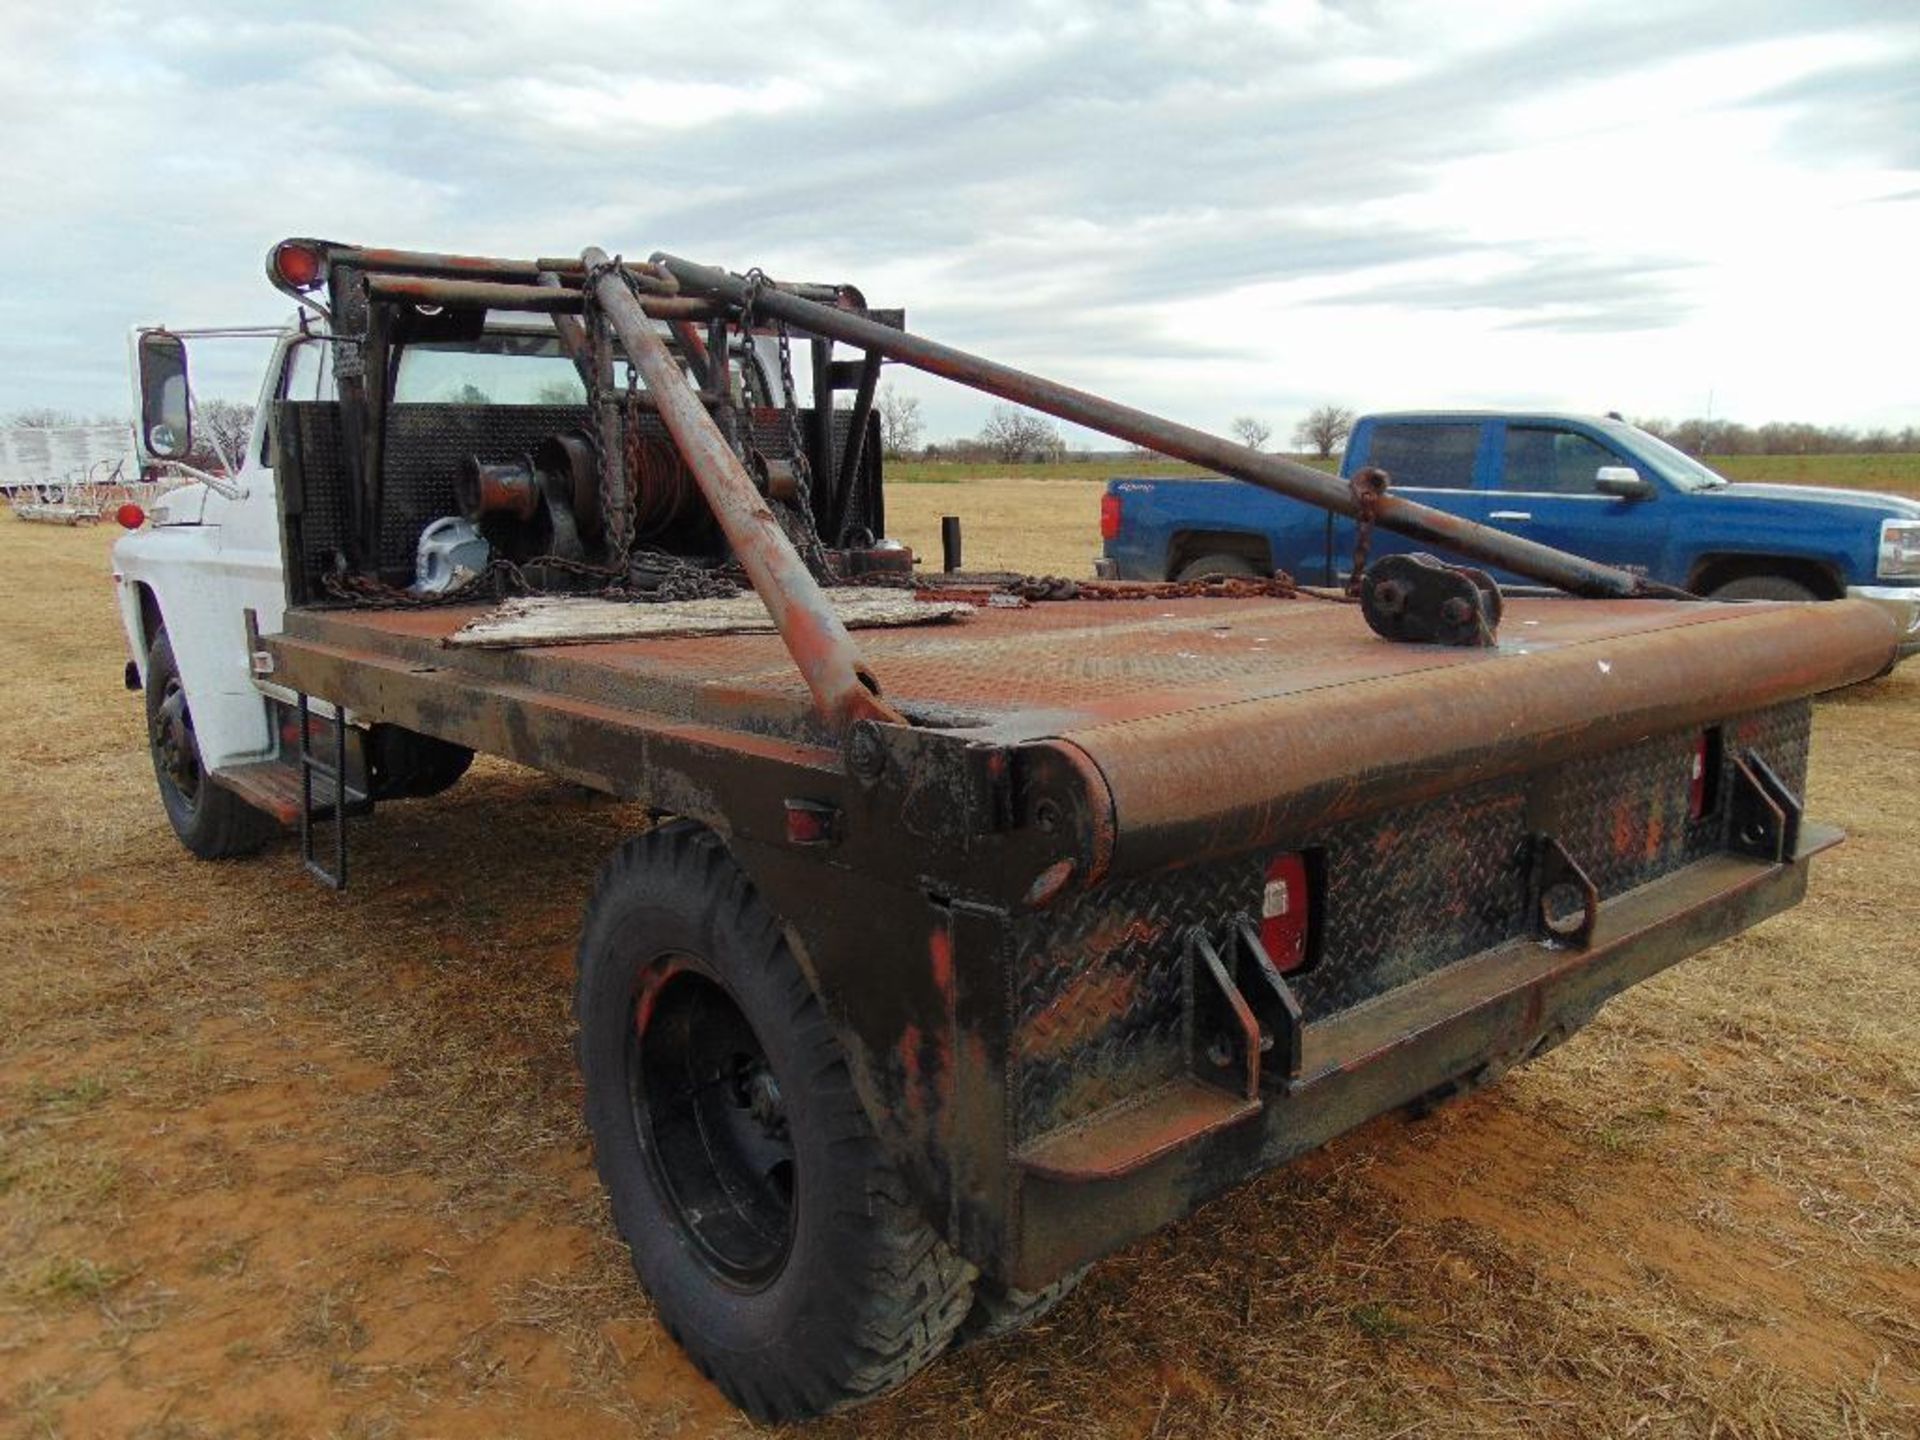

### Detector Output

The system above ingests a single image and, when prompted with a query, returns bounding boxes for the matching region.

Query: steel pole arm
[655,254,1668,601]
[581,249,903,734]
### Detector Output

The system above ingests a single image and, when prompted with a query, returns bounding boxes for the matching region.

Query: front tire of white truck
[574,821,977,1422]
[145,629,274,861]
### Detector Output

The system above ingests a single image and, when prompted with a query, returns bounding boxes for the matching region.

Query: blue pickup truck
[1098,410,1920,657]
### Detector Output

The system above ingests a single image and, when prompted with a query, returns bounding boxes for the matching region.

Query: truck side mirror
[137,331,193,462]
[1594,466,1653,500]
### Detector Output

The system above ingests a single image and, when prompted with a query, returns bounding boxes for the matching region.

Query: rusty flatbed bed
[267,590,1893,878]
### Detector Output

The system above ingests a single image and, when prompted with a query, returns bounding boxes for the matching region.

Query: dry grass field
[2,489,1917,1439]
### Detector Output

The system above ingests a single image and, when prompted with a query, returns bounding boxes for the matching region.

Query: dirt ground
[2,487,1917,1439]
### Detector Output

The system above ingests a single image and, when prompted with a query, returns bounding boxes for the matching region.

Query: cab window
[1501,427,1627,495]
[1365,422,1481,490]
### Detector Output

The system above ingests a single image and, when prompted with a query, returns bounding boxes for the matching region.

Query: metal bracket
[1729,749,1803,863]
[1184,928,1262,1100]
[1184,918,1307,1098]
[1232,916,1306,1087]
[1530,833,1600,948]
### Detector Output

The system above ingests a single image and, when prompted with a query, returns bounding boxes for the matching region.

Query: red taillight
[115,503,145,529]
[1260,852,1311,974]
[272,242,324,290]
[1100,492,1123,540]
[1688,730,1719,821]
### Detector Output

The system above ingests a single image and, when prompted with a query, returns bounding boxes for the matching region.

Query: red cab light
[114,502,145,529]
[1100,492,1123,540]
[272,242,324,290]
[1260,852,1312,973]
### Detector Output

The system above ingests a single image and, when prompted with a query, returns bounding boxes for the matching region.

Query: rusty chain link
[1346,466,1389,597]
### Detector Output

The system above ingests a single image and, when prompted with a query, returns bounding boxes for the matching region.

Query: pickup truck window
[1501,427,1623,495]
[393,335,586,406]
[1619,425,1730,491]
[1367,422,1479,489]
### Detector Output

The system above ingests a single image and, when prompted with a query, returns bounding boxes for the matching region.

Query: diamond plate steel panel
[1008,702,1813,1143]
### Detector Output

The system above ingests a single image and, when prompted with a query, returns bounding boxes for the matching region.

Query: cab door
[1329,418,1497,587]
[1483,421,1668,582]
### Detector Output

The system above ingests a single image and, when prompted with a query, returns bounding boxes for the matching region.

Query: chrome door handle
[1489,510,1532,521]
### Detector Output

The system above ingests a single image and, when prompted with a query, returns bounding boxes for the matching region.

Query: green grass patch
[1348,1301,1415,1339]
[1700,452,1920,495]
[26,1075,110,1111]
[24,1255,130,1302]
[885,451,1917,495]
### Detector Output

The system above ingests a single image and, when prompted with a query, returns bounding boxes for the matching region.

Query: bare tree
[195,399,256,474]
[1292,404,1356,459]
[1230,415,1272,451]
[877,384,924,459]
[9,407,82,428]
[979,405,1064,464]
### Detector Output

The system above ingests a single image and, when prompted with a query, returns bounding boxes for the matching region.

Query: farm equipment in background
[107,237,1900,1422]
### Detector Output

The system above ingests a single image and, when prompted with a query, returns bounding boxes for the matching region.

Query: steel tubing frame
[579,247,904,733]
[654,254,1670,601]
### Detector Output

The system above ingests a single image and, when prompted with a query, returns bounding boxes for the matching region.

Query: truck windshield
[1605,423,1730,492]
[391,330,722,406]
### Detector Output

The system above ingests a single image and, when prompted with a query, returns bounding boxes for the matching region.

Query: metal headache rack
[265,237,1694,740]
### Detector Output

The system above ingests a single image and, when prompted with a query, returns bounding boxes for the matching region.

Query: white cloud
[0,0,1915,443]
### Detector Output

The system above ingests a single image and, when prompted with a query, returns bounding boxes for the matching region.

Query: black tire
[575,822,977,1422]
[145,629,274,860]
[955,1267,1086,1349]
[1175,552,1259,582]
[369,726,474,800]
[1708,575,1819,603]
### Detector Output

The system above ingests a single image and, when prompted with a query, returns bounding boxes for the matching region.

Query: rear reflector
[1100,492,1122,541]
[1260,852,1311,973]
[115,503,145,529]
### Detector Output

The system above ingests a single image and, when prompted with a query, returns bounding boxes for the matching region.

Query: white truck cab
[114,320,469,859]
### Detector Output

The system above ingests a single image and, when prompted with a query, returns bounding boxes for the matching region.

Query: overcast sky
[2,0,1916,445]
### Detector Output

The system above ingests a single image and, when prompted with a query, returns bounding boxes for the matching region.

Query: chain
[740,269,835,580]
[1346,466,1388,597]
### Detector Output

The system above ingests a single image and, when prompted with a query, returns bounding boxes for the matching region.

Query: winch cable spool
[580,247,904,731]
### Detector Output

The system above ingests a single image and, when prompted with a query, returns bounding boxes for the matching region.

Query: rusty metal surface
[1002,698,1812,1144]
[364,272,717,320]
[1009,834,1822,1284]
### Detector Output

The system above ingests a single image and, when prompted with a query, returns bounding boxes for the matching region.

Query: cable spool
[629,434,704,541]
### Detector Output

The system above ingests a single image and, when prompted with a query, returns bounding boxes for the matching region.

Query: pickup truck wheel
[575,822,977,1422]
[955,1266,1086,1348]
[1176,553,1259,582]
[1707,575,1819,603]
[145,630,273,860]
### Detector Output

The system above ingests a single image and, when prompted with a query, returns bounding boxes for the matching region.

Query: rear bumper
[1846,584,1920,660]
[1003,826,1835,1287]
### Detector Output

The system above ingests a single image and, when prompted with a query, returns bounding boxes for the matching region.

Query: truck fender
[1687,553,1844,600]
[116,567,274,771]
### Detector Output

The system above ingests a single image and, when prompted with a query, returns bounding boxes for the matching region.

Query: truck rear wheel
[1176,552,1259,581]
[574,822,977,1421]
[145,629,273,860]
[1708,575,1819,603]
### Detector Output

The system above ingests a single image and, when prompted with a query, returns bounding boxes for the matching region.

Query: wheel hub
[630,964,796,1287]
[154,684,200,799]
